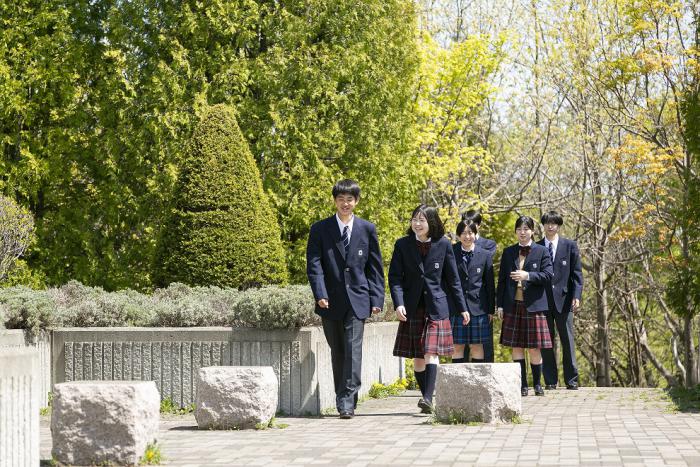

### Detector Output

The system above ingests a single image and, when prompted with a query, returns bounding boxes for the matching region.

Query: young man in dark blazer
[462,210,497,362]
[538,210,584,390]
[306,179,385,419]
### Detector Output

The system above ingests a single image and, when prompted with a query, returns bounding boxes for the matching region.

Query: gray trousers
[321,311,364,412]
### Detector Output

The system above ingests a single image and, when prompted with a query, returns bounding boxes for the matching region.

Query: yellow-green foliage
[368,378,409,399]
[154,105,288,288]
[0,196,34,282]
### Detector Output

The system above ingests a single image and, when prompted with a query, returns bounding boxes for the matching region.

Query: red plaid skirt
[499,301,552,349]
[393,307,454,358]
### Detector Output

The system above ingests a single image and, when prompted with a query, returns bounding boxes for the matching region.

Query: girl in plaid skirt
[449,219,496,363]
[496,216,554,396]
[389,205,469,413]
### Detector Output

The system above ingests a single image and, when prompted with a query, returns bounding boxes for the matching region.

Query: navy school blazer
[536,237,583,314]
[448,244,495,317]
[388,235,467,321]
[496,242,553,313]
[306,215,385,320]
[475,236,497,259]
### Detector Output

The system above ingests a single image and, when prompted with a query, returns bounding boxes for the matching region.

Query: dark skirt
[451,313,492,345]
[500,301,552,349]
[393,307,454,358]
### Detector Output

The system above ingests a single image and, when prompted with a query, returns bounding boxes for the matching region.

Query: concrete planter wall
[50,322,401,415]
[0,330,51,408]
[0,348,40,467]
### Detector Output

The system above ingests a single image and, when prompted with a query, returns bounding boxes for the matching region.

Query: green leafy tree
[0,195,34,281]
[153,104,287,289]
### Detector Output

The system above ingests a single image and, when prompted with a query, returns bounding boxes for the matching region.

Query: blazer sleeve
[306,223,327,301]
[496,249,509,309]
[527,249,553,284]
[444,241,467,312]
[365,223,385,309]
[388,239,405,308]
[570,240,584,299]
[484,253,496,314]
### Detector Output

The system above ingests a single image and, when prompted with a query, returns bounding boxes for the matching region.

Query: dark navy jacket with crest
[496,242,553,313]
[536,237,583,314]
[388,235,467,321]
[306,215,385,320]
[448,244,495,317]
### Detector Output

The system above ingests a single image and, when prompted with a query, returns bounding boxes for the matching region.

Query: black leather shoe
[339,411,354,419]
[545,384,557,390]
[534,385,545,396]
[566,383,579,390]
[521,387,529,397]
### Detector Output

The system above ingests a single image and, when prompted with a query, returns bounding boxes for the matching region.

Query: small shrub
[0,287,59,334]
[140,442,162,465]
[368,378,408,399]
[160,398,195,415]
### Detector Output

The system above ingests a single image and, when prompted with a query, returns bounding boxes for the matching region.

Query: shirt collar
[518,240,533,248]
[461,244,475,252]
[545,235,559,247]
[336,213,354,233]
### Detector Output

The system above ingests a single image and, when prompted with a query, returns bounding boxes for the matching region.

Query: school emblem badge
[533,263,538,268]
[562,260,566,265]
[358,250,363,256]
[477,268,481,273]
[434,263,440,269]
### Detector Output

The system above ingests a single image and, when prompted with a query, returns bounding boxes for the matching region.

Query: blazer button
[346,284,350,288]
[424,291,427,295]
[345,268,350,272]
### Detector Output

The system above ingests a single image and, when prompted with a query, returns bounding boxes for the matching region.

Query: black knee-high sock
[414,370,426,397]
[423,364,438,403]
[514,358,527,388]
[452,357,464,363]
[471,358,484,363]
[531,363,542,387]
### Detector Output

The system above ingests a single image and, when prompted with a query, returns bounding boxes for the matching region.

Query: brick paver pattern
[40,387,700,466]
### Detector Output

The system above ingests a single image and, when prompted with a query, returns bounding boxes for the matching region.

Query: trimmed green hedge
[0,281,395,333]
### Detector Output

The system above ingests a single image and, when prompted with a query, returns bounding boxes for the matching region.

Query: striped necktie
[341,226,350,254]
[548,241,554,260]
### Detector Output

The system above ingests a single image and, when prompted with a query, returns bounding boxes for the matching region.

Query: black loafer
[339,411,354,419]
[521,387,529,397]
[534,385,545,396]
[545,384,557,390]
[566,383,579,390]
[417,398,426,408]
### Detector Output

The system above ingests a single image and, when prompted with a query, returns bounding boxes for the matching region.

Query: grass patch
[140,442,162,465]
[39,392,52,416]
[666,385,700,413]
[255,417,289,430]
[368,378,409,399]
[160,398,195,415]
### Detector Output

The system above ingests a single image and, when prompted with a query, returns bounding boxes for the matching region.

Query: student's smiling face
[411,213,429,238]
[460,229,475,249]
[516,225,532,245]
[334,194,358,217]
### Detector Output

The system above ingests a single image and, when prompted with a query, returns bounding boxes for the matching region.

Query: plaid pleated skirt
[393,307,455,358]
[450,313,492,345]
[500,301,552,349]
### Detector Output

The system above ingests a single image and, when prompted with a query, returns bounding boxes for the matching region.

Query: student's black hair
[456,219,479,237]
[332,179,361,200]
[462,209,482,226]
[515,215,536,237]
[407,205,445,240]
[541,210,564,226]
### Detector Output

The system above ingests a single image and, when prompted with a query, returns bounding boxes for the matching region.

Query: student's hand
[510,270,529,281]
[395,306,407,322]
[461,312,470,326]
[496,308,504,320]
[572,299,580,312]
[371,307,381,315]
[317,299,329,309]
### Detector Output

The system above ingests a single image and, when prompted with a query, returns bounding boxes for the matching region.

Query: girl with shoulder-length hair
[496,215,553,396]
[389,205,469,413]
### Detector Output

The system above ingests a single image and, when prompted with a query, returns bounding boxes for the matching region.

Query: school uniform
[537,236,583,387]
[497,242,553,349]
[474,235,497,362]
[475,235,497,259]
[389,235,467,358]
[448,244,495,345]
[306,214,385,413]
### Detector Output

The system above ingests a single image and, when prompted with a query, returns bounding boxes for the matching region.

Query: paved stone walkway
[41,387,700,466]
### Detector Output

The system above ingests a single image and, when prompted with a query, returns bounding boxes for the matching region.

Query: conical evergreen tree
[154,105,288,288]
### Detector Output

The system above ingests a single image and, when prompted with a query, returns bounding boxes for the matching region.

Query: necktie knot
[461,250,473,261]
[341,226,350,253]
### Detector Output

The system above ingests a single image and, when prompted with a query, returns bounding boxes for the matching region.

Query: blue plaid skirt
[450,314,492,345]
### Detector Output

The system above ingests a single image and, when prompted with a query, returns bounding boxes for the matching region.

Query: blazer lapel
[411,239,425,273]
[455,245,468,277]
[347,222,362,258]
[424,241,441,274]
[328,216,347,262]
